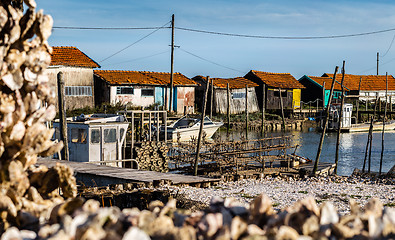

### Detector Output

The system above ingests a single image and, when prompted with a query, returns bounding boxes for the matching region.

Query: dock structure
[37,158,219,187]
[299,162,336,176]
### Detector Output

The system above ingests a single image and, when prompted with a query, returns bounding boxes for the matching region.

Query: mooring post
[227,83,230,131]
[57,72,68,161]
[379,72,388,175]
[335,61,346,175]
[368,96,379,173]
[313,66,339,175]
[194,76,210,176]
[279,88,286,131]
[362,116,372,173]
[261,84,266,135]
[245,84,249,138]
[210,78,213,119]
[356,77,362,124]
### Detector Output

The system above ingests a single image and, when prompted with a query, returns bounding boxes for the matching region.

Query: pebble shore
[165,176,395,215]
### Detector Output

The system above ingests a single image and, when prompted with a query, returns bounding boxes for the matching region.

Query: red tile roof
[94,70,197,86]
[50,46,100,68]
[249,70,304,89]
[211,77,259,89]
[323,73,395,91]
[307,76,345,91]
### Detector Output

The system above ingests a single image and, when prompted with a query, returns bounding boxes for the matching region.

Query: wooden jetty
[37,158,219,188]
[299,162,336,176]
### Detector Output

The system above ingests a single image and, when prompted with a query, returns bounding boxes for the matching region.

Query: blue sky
[37,0,395,79]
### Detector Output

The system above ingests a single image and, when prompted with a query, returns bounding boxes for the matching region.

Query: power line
[179,48,244,73]
[175,26,395,40]
[381,33,395,58]
[358,56,395,74]
[99,21,171,63]
[105,50,169,66]
[53,26,170,30]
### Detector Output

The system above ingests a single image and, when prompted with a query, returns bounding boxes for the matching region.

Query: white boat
[322,103,395,132]
[161,115,223,142]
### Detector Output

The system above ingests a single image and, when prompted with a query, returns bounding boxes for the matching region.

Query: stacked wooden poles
[335,61,346,174]
[194,76,210,176]
[379,72,388,175]
[134,142,169,172]
[313,66,339,175]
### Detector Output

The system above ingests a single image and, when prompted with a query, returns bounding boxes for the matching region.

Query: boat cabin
[53,114,129,167]
[327,103,353,130]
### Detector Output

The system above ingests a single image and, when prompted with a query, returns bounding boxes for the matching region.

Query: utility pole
[169,14,175,112]
[377,52,379,75]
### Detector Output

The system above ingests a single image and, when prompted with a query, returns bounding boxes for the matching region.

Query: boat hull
[166,123,223,142]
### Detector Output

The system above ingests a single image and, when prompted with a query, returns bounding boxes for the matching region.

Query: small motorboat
[161,115,223,142]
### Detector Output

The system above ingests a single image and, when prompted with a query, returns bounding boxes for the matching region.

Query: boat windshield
[173,118,197,128]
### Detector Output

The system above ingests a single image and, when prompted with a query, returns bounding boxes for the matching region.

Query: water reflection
[213,128,394,176]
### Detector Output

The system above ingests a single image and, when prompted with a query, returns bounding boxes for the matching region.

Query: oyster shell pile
[0,0,76,233]
[1,193,394,239]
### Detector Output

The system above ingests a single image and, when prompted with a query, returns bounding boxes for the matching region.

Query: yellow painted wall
[293,89,301,109]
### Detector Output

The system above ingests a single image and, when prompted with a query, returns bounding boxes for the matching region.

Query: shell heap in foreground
[0,0,77,233]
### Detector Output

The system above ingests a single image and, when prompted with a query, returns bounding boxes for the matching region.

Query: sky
[36,0,395,79]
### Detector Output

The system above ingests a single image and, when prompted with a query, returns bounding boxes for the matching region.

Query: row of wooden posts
[313,61,388,176]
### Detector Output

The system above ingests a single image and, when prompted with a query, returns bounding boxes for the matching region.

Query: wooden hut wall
[266,88,293,110]
[214,87,259,114]
[298,77,323,104]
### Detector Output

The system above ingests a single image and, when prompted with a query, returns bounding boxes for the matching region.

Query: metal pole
[313,66,339,174]
[57,72,68,161]
[194,76,210,176]
[335,61,346,174]
[169,14,175,112]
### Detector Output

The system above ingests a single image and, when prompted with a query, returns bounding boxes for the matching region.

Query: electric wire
[175,26,395,39]
[99,21,171,63]
[381,33,395,58]
[53,26,170,30]
[105,50,170,66]
[178,48,244,73]
[358,56,395,74]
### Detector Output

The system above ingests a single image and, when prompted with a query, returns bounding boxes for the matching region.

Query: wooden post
[363,116,373,172]
[194,76,210,176]
[169,14,175,112]
[149,112,152,142]
[164,111,167,142]
[377,52,379,75]
[227,83,230,131]
[131,112,134,159]
[356,77,362,123]
[335,61,346,175]
[279,88,285,131]
[245,84,249,138]
[322,82,326,107]
[261,84,266,135]
[379,72,388,175]
[57,72,68,161]
[210,78,213,119]
[313,66,339,174]
[368,96,379,173]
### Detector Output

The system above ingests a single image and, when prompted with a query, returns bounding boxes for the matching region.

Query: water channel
[213,127,395,176]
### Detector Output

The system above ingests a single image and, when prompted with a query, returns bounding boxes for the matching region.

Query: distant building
[322,73,395,102]
[47,46,100,110]
[298,75,348,107]
[94,70,197,114]
[192,76,259,114]
[244,70,305,111]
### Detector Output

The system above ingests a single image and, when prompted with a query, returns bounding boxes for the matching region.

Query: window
[120,128,125,140]
[141,89,154,96]
[70,128,87,143]
[116,87,134,95]
[65,86,92,96]
[104,128,117,143]
[274,90,287,97]
[232,92,246,99]
[91,129,101,144]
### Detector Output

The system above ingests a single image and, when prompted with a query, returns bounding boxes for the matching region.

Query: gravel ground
[165,177,395,215]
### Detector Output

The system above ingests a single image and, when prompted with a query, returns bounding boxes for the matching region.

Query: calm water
[213,128,395,176]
